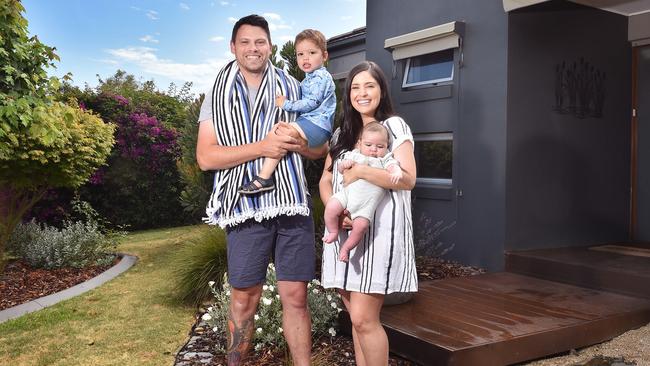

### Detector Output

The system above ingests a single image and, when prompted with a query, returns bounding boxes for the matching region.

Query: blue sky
[22,0,366,96]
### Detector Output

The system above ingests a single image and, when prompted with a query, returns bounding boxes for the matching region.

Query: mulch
[0,259,115,311]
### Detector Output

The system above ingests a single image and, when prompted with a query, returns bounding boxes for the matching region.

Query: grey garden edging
[0,253,138,324]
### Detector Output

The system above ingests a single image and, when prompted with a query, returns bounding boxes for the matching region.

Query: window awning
[384,21,464,61]
[503,0,550,12]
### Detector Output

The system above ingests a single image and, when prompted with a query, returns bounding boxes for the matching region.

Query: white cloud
[340,15,352,20]
[277,35,292,43]
[92,58,119,66]
[259,13,291,32]
[210,36,225,42]
[263,13,281,21]
[227,16,238,23]
[106,46,227,92]
[220,1,229,5]
[179,2,190,10]
[139,35,159,43]
[146,10,159,20]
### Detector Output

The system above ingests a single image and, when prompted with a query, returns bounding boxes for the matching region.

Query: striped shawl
[204,60,310,228]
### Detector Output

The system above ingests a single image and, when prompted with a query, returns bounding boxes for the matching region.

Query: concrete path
[0,254,137,324]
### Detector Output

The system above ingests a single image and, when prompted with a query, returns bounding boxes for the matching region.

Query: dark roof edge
[328,26,366,50]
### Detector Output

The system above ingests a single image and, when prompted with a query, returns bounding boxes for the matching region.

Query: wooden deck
[339,245,650,365]
[505,243,650,299]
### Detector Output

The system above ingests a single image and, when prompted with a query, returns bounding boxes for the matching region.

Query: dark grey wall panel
[367,0,509,271]
[506,2,631,250]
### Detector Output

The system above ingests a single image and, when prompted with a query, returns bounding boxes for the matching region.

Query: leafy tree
[0,1,114,272]
[79,92,184,230]
[95,70,192,131]
[280,41,305,82]
[178,94,213,220]
[270,44,285,70]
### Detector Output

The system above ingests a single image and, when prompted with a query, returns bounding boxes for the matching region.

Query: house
[327,0,650,272]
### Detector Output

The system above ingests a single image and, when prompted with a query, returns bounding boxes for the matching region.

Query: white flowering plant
[204,263,343,353]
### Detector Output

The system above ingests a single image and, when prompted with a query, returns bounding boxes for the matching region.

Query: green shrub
[8,220,116,269]
[311,195,325,267]
[203,264,342,353]
[172,227,228,306]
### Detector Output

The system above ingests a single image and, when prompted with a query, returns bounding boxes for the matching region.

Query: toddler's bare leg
[339,217,370,262]
[257,123,306,181]
[323,198,344,243]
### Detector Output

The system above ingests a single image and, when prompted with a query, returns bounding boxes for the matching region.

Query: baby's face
[359,131,389,158]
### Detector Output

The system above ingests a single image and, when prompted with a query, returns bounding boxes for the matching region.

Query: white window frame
[414,132,453,186]
[402,52,455,88]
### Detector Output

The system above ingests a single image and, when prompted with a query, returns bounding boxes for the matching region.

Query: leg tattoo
[227,308,254,365]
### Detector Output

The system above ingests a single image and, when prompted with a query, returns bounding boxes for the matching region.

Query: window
[403,49,454,88]
[414,133,453,186]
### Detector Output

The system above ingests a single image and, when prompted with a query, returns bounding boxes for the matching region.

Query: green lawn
[0,225,207,366]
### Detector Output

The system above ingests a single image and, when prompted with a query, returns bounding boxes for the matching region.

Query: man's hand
[259,124,301,159]
[276,122,309,154]
[275,94,286,108]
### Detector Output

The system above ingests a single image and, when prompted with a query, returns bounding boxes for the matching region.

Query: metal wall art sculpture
[554,57,605,118]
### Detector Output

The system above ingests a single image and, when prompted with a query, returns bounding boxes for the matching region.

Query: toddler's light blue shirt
[281,66,336,132]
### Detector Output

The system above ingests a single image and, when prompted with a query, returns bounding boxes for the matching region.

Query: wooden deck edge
[338,301,650,366]
[450,307,650,366]
[505,252,650,299]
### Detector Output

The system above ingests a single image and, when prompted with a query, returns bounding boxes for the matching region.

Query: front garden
[0,3,485,365]
[0,226,199,366]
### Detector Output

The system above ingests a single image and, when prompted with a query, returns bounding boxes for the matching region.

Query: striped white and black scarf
[204,60,310,228]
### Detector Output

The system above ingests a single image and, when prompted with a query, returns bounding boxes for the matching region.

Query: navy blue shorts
[294,117,331,148]
[225,210,315,288]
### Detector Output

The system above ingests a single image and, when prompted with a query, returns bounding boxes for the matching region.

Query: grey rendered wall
[506,1,631,250]
[327,37,366,80]
[366,0,509,270]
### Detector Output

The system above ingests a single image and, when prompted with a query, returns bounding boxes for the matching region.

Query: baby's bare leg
[339,217,370,262]
[323,198,344,243]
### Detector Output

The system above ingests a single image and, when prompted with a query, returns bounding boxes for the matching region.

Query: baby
[238,29,336,195]
[323,122,402,262]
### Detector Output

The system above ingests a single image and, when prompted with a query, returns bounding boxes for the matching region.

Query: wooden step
[339,272,650,366]
[505,244,650,299]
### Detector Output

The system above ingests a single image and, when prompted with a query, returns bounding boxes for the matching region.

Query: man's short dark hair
[231,14,271,44]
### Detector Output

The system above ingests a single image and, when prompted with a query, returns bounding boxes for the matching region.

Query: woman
[319,61,418,365]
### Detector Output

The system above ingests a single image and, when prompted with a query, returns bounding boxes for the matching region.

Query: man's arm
[196,120,301,171]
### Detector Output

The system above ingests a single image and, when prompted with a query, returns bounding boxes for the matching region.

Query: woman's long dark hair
[328,61,395,171]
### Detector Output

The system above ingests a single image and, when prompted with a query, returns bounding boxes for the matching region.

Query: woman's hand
[342,163,364,186]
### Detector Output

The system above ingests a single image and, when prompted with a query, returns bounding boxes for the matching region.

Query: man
[196,14,326,366]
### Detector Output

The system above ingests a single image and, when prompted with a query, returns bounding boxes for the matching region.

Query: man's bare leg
[227,285,262,365]
[277,280,311,366]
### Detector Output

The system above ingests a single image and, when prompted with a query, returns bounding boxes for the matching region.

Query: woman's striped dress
[321,116,418,294]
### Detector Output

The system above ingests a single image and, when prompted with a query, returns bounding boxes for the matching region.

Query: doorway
[633,45,650,241]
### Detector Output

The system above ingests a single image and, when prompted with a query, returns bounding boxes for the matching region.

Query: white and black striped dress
[321,116,418,294]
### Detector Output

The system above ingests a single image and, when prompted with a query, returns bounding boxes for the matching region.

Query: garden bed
[175,257,485,365]
[0,258,116,311]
